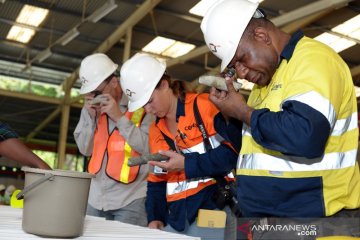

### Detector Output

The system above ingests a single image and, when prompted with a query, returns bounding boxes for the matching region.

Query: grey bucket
[17,167,94,238]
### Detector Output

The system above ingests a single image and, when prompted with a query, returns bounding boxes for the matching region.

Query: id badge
[197,209,226,228]
[153,165,168,175]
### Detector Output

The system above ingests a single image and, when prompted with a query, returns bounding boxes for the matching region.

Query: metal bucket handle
[16,173,54,200]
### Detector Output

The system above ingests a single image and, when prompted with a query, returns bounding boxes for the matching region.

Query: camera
[212,180,242,217]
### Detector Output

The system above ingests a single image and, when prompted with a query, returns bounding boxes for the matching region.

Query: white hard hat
[120,53,166,112]
[201,0,259,71]
[79,53,118,94]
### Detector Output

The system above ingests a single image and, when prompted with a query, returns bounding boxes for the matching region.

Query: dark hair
[155,73,187,102]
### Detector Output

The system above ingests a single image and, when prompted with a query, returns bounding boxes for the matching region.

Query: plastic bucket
[17,167,94,238]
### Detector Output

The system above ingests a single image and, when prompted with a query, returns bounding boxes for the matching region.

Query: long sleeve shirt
[74,95,154,210]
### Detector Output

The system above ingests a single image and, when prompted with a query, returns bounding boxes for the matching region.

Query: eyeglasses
[224,68,235,78]
[253,9,266,19]
[220,67,236,79]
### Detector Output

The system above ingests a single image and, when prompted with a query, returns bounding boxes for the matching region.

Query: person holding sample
[74,53,154,226]
[120,53,242,240]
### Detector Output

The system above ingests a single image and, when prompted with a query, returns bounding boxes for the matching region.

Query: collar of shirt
[175,97,185,122]
[280,30,304,61]
[156,96,186,124]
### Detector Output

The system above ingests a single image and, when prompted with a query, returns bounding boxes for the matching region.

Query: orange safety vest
[88,108,145,184]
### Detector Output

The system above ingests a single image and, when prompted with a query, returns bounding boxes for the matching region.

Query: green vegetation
[0,75,80,98]
[0,76,85,172]
[33,150,85,171]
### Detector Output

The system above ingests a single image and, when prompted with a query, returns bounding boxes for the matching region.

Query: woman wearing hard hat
[201,0,360,239]
[74,53,154,226]
[120,53,242,240]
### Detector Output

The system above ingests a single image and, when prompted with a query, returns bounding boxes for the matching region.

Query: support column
[123,27,132,62]
[56,93,71,169]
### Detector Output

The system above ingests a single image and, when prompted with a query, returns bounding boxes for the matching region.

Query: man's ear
[254,27,271,45]
[110,76,118,87]
[160,79,168,89]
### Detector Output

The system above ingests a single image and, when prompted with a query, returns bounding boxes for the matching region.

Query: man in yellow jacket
[201,0,360,239]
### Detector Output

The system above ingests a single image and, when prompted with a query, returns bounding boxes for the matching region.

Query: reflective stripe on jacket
[88,108,145,183]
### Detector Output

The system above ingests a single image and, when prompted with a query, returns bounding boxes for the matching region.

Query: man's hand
[149,150,185,172]
[96,93,123,122]
[84,94,101,119]
[209,77,253,125]
[148,220,164,229]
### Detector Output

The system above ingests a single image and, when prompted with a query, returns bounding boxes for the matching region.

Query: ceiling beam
[271,0,351,27]
[280,9,334,34]
[0,89,82,108]
[155,6,201,24]
[22,138,78,154]
[167,45,210,68]
[62,0,162,92]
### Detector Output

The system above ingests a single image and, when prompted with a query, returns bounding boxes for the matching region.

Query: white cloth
[0,206,200,239]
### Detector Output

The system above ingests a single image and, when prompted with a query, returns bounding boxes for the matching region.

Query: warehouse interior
[0,0,359,169]
[0,0,360,239]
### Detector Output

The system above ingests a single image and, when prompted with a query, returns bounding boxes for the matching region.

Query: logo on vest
[271,83,282,91]
[184,123,198,131]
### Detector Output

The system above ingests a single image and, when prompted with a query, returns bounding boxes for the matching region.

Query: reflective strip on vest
[283,91,359,136]
[243,112,358,138]
[167,177,214,195]
[119,109,144,183]
[237,150,357,172]
[166,134,234,200]
[284,91,336,127]
[180,134,222,154]
[331,112,358,136]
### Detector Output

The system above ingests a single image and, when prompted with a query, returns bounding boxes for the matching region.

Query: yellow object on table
[10,189,23,208]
